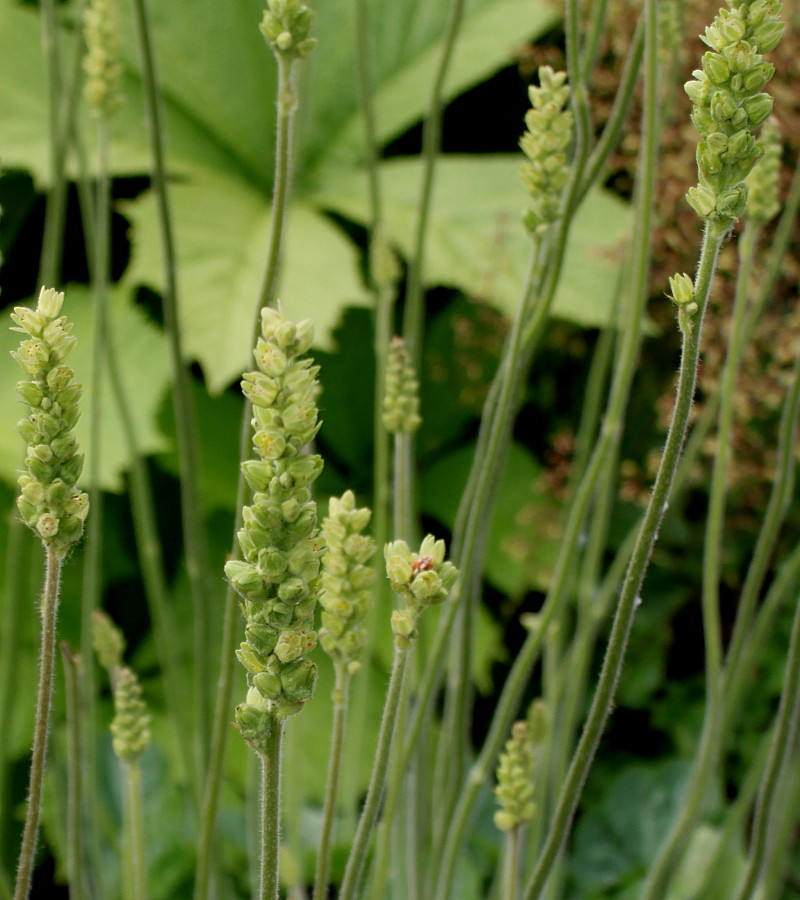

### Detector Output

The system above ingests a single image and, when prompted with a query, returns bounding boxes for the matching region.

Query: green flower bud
[494,720,537,833]
[746,116,782,223]
[11,288,88,556]
[82,0,123,119]
[319,491,375,676]
[382,337,421,434]
[92,609,126,673]
[110,667,150,763]
[232,306,324,729]
[259,0,317,61]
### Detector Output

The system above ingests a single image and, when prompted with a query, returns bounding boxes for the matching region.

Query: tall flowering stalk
[313,492,375,900]
[225,306,323,899]
[11,288,89,900]
[339,537,458,900]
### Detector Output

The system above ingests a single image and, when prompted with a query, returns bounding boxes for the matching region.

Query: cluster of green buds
[11,288,89,557]
[110,667,151,764]
[493,701,546,833]
[82,0,122,118]
[382,337,421,434]
[225,307,324,750]
[519,66,573,236]
[684,0,784,226]
[385,536,458,649]
[260,0,317,60]
[92,610,150,764]
[319,491,376,686]
[92,609,125,674]
[746,116,782,224]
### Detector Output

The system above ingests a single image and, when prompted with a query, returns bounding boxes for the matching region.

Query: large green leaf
[315,156,631,328]
[0,285,170,491]
[123,176,367,392]
[304,0,560,172]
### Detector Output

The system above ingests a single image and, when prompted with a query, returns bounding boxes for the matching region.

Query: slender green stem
[258,723,285,900]
[579,0,610,82]
[60,644,86,900]
[37,0,66,289]
[339,645,410,900]
[575,17,644,209]
[757,752,800,900]
[196,45,305,900]
[129,0,212,783]
[733,590,800,900]
[640,226,757,900]
[521,224,725,900]
[122,762,147,900]
[504,828,522,900]
[401,0,466,362]
[77,119,111,899]
[312,669,350,900]
[13,545,63,900]
[260,53,298,309]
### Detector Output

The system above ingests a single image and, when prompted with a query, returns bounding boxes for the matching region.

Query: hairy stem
[339,646,410,900]
[521,222,725,900]
[14,545,63,900]
[258,723,284,900]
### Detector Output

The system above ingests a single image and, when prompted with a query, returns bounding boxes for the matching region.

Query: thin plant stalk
[60,644,87,900]
[121,762,147,900]
[758,751,800,900]
[196,40,306,900]
[519,222,726,900]
[368,430,417,898]
[432,11,655,891]
[311,667,350,900]
[641,222,760,900]
[37,0,67,289]
[77,119,112,898]
[338,647,410,900]
[732,589,800,900]
[503,828,523,900]
[259,724,285,900]
[129,0,212,784]
[13,545,64,900]
[401,0,466,362]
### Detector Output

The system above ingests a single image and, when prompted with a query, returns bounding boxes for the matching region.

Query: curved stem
[640,224,759,900]
[258,723,284,900]
[521,223,725,900]
[13,545,63,900]
[401,0,467,362]
[339,645,410,900]
[312,669,350,900]
[129,0,212,786]
[122,762,147,900]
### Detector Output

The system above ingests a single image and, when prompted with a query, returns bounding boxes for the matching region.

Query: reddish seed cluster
[411,555,435,575]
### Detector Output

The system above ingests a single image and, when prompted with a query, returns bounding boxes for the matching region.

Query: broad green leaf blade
[123,168,367,393]
[306,0,560,170]
[0,1,52,181]
[0,285,170,491]
[315,155,631,329]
